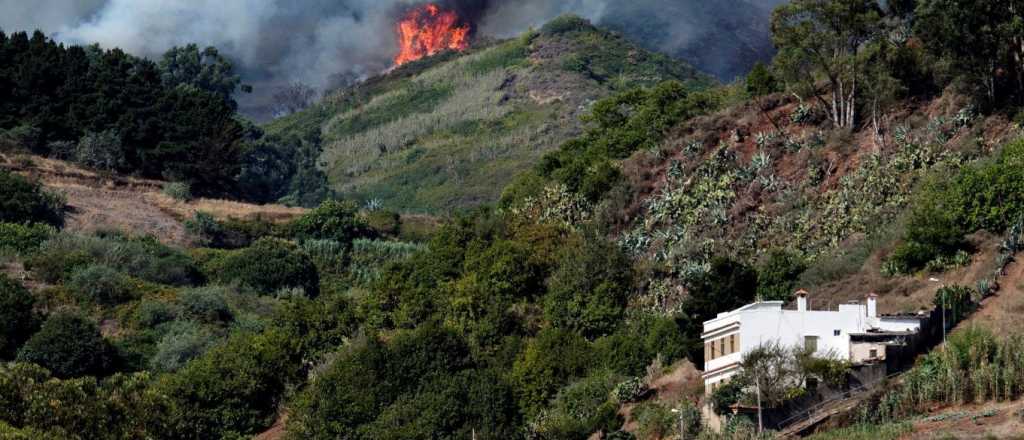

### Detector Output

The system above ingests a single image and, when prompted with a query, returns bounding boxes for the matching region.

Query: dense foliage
[888,140,1024,272]
[0,32,247,194]
[0,275,36,359]
[0,169,64,227]
[16,313,114,379]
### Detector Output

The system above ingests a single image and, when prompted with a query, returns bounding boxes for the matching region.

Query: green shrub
[363,210,401,237]
[540,15,595,36]
[183,211,224,247]
[0,275,37,359]
[17,312,114,378]
[633,402,677,440]
[149,320,217,372]
[0,169,65,227]
[67,265,137,306]
[162,181,192,201]
[178,286,234,324]
[156,328,302,438]
[612,376,646,403]
[0,222,54,254]
[26,232,199,285]
[531,370,623,438]
[289,200,371,245]
[208,238,320,297]
[134,299,178,328]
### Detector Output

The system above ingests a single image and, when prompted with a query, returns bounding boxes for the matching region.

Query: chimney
[867,293,878,318]
[796,289,808,312]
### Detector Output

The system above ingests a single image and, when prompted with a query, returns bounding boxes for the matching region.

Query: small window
[834,329,841,336]
[729,334,736,353]
[719,338,725,357]
[805,336,819,352]
[869,349,878,359]
[710,341,717,359]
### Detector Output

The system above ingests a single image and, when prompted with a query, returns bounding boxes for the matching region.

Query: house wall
[736,305,869,360]
[850,342,887,364]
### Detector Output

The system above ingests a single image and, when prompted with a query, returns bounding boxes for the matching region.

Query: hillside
[0,153,306,246]
[266,16,712,213]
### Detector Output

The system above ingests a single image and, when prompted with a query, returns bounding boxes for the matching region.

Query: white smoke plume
[0,0,782,120]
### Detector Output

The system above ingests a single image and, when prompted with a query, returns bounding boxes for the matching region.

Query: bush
[156,329,302,438]
[178,286,234,324]
[74,130,124,171]
[207,238,320,297]
[162,181,192,201]
[531,370,623,438]
[633,402,677,440]
[540,14,594,36]
[184,211,224,247]
[134,299,178,328]
[67,265,137,306]
[0,275,37,359]
[149,320,217,372]
[612,376,646,403]
[17,312,114,378]
[26,233,199,285]
[289,200,371,245]
[0,169,65,227]
[0,222,54,254]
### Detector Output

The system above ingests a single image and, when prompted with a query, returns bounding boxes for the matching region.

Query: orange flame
[394,3,471,66]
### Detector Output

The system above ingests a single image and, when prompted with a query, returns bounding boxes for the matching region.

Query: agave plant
[790,103,813,124]
[750,150,772,173]
[755,130,778,148]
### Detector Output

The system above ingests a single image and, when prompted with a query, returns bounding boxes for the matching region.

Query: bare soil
[1,154,307,245]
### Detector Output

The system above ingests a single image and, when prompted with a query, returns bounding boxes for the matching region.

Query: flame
[394,3,471,66]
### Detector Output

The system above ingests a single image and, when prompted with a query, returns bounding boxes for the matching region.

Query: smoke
[0,0,783,121]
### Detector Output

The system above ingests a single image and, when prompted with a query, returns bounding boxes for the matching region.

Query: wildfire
[394,3,471,66]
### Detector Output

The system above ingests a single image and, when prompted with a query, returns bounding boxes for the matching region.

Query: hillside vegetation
[1,1,1024,440]
[267,16,711,212]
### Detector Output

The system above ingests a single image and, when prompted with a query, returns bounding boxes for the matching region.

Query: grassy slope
[266,19,711,213]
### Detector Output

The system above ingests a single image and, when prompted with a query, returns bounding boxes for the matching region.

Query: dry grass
[1,154,306,245]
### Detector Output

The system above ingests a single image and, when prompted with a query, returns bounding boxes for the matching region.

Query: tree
[511,328,594,417]
[158,44,243,109]
[289,200,372,245]
[0,275,37,359]
[16,312,114,378]
[544,237,634,339]
[915,0,1024,106]
[272,82,319,116]
[771,0,884,127]
[757,250,807,301]
[681,257,758,368]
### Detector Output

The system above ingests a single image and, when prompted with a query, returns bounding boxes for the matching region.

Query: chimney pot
[796,290,808,312]
[867,293,878,318]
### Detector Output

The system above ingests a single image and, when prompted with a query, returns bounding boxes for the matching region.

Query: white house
[701,291,922,394]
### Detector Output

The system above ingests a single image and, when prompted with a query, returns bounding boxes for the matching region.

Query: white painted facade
[701,292,921,393]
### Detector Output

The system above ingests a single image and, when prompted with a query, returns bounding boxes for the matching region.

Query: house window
[834,330,841,336]
[869,349,878,359]
[719,339,725,357]
[805,336,819,352]
[710,341,717,359]
[729,334,736,353]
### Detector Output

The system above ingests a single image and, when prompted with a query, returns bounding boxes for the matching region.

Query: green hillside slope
[266,16,711,213]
